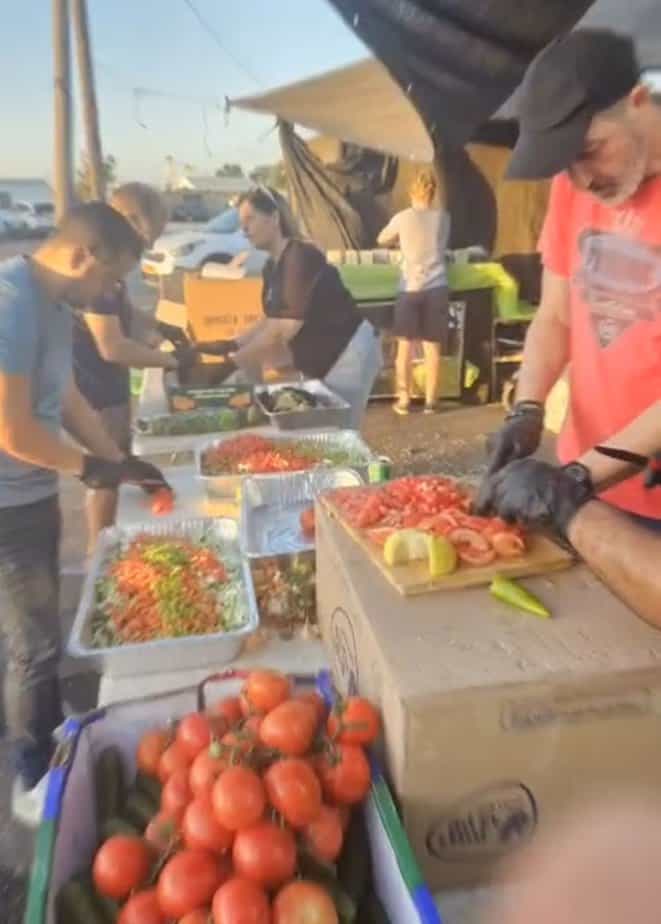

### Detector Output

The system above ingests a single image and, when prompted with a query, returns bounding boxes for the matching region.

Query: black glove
[80,456,170,495]
[156,321,189,349]
[475,458,594,538]
[123,456,171,495]
[173,343,199,379]
[196,339,238,357]
[485,401,545,476]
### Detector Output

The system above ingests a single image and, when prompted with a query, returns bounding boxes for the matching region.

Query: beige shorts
[98,403,132,456]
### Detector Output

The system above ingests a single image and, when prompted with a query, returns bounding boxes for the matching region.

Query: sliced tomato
[364,527,396,548]
[490,531,526,558]
[448,527,496,566]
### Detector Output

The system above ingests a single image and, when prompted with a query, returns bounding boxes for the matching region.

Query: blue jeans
[324,322,383,430]
[0,495,63,787]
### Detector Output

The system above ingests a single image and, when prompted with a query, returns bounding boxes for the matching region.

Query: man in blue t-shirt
[0,202,169,823]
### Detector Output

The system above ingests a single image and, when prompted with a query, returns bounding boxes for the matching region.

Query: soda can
[368,456,392,484]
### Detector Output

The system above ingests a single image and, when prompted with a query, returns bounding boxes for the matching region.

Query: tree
[216,163,244,178]
[76,152,117,201]
[249,162,287,191]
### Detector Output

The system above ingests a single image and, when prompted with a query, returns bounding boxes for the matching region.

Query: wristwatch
[561,461,594,501]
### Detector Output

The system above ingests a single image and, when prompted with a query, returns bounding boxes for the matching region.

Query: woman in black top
[207,188,382,429]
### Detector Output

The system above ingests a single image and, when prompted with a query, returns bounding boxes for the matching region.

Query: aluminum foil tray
[196,429,376,498]
[67,518,258,677]
[255,380,351,431]
[240,468,363,558]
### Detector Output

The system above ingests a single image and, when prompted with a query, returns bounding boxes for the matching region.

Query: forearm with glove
[80,455,171,494]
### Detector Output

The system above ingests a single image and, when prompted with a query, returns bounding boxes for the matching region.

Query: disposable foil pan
[255,380,351,431]
[67,518,258,676]
[195,429,376,498]
[240,468,363,558]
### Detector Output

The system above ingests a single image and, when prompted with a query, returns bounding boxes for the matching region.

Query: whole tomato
[221,718,261,760]
[180,911,212,924]
[183,794,234,854]
[243,670,291,715]
[145,811,181,853]
[93,835,152,900]
[157,849,224,919]
[293,691,327,727]
[318,744,371,805]
[259,700,317,757]
[208,696,243,729]
[212,877,271,924]
[150,487,175,516]
[177,712,217,761]
[302,804,344,863]
[118,888,165,924]
[263,759,321,829]
[327,697,380,746]
[190,744,228,798]
[158,741,192,783]
[272,880,338,924]
[137,729,171,778]
[161,768,192,818]
[232,821,296,889]
[212,766,266,831]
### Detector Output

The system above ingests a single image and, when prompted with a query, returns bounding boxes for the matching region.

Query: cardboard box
[316,504,661,891]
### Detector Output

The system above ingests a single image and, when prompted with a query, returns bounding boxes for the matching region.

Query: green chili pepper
[490,575,551,619]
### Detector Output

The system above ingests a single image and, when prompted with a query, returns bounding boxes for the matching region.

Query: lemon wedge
[384,529,458,578]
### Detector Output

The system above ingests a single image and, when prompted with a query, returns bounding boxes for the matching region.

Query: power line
[182,0,262,87]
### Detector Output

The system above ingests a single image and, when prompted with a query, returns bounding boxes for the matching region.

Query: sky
[0,0,368,185]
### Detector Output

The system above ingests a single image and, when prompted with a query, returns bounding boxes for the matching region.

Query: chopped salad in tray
[90,532,247,648]
[200,434,368,477]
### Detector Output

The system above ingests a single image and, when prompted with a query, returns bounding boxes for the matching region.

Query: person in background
[200,187,382,430]
[0,202,168,823]
[377,169,451,415]
[74,183,191,548]
[481,29,661,529]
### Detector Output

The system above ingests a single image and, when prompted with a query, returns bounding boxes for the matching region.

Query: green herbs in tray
[135,403,265,437]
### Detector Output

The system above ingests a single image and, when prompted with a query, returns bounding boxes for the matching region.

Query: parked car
[170,196,209,222]
[141,207,267,282]
[13,200,55,237]
[0,207,28,238]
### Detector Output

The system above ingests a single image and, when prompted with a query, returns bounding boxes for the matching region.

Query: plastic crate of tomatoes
[25,670,441,924]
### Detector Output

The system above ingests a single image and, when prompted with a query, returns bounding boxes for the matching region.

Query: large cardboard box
[316,504,661,891]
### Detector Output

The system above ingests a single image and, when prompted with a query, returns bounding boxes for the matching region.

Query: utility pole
[72,0,105,199]
[53,0,74,219]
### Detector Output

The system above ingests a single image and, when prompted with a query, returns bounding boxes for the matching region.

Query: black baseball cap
[506,29,640,180]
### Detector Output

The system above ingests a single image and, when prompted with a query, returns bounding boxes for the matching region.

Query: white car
[141,207,266,282]
[0,207,28,238]
[13,200,55,237]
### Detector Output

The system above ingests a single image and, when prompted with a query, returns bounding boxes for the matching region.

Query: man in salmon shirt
[477,28,661,621]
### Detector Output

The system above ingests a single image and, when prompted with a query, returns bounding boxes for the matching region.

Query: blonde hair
[110,182,168,243]
[409,169,437,206]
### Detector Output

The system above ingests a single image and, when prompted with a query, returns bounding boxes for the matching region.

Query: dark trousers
[0,495,63,787]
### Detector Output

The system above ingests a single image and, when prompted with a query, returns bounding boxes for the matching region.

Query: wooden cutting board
[320,496,574,596]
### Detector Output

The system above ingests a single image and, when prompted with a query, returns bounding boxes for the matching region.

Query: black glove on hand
[123,456,171,495]
[174,343,199,378]
[156,321,189,348]
[197,339,238,357]
[485,401,545,476]
[79,456,125,490]
[475,458,594,537]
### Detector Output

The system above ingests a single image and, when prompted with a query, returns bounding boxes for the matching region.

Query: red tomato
[177,712,217,761]
[212,878,271,924]
[190,745,229,798]
[302,804,344,863]
[208,696,244,728]
[161,768,192,818]
[157,849,224,919]
[327,697,380,746]
[145,811,181,852]
[243,670,291,715]
[158,741,192,783]
[300,507,315,537]
[336,804,351,834]
[137,729,171,778]
[221,718,261,759]
[259,700,317,757]
[273,880,338,924]
[318,744,371,806]
[490,531,526,558]
[118,888,166,924]
[232,821,297,889]
[212,766,266,831]
[183,795,235,854]
[180,911,211,924]
[263,759,322,829]
[93,835,152,900]
[293,691,327,726]
[448,527,496,566]
[151,487,175,516]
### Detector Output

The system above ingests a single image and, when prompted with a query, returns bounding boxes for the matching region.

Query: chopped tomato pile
[201,435,317,476]
[327,475,525,567]
[67,670,382,923]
